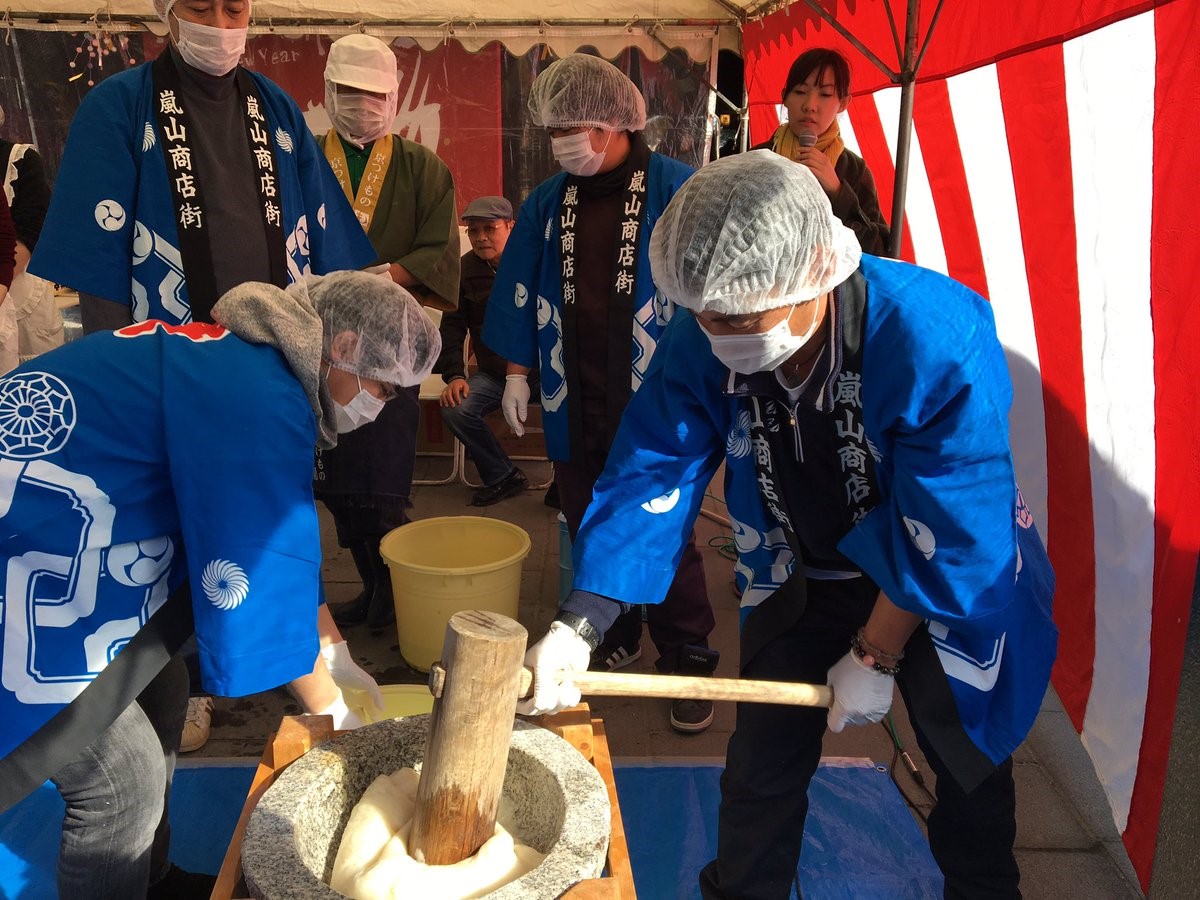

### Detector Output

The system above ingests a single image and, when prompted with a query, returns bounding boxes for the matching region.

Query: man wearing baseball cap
[436,195,539,506]
[315,34,460,637]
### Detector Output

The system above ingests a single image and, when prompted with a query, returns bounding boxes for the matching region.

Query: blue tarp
[0,759,941,899]
[613,761,943,899]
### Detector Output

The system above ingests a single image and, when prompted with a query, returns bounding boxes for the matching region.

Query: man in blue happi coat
[28,0,375,331]
[482,53,719,733]
[0,271,439,899]
[520,152,1058,899]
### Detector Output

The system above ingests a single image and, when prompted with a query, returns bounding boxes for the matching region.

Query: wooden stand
[211,705,634,899]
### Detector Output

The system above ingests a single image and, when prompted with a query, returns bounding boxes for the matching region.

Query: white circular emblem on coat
[515,283,529,308]
[903,516,936,560]
[203,560,250,611]
[641,488,681,514]
[0,372,77,459]
[95,199,127,231]
[726,410,752,459]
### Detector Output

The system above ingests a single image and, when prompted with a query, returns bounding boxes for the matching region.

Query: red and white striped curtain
[745,0,1199,888]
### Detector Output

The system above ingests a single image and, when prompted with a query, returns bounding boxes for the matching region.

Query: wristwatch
[554,611,602,651]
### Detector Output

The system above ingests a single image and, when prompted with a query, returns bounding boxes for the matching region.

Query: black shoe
[670,698,715,733]
[366,536,396,636]
[543,480,561,509]
[471,469,528,507]
[148,864,216,900]
[668,644,720,735]
[331,541,377,627]
[331,592,370,627]
[589,639,643,672]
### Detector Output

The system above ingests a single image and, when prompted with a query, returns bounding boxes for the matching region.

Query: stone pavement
[193,453,1143,899]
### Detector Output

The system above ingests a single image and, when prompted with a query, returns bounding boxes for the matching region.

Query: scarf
[323,131,395,233]
[152,51,287,321]
[770,119,846,169]
[558,132,651,454]
[211,277,339,450]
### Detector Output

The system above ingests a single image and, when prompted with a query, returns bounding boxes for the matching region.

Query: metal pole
[704,34,719,163]
[887,0,921,259]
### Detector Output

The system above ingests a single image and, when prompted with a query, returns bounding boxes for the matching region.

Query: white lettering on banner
[162,116,187,143]
[617,244,637,269]
[259,173,277,198]
[245,95,264,122]
[159,91,184,116]
[834,372,862,408]
[253,147,274,169]
[629,170,646,192]
[621,220,639,242]
[563,185,579,206]
[178,203,204,230]
[174,172,197,199]
[249,121,268,146]
[615,270,635,295]
[264,202,282,227]
[167,146,193,172]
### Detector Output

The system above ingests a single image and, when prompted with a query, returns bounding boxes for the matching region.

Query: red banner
[226,35,503,215]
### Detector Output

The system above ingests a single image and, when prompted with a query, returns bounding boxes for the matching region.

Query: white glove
[315,690,367,730]
[826,650,895,733]
[502,374,530,437]
[321,641,384,712]
[516,621,591,717]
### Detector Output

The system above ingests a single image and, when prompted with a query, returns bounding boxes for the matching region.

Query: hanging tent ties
[1,0,1196,891]
[746,0,1200,892]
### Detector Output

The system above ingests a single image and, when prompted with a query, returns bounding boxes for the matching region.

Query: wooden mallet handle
[516,668,833,708]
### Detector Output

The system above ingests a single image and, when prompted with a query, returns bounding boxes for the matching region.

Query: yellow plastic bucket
[344,683,435,724]
[380,516,531,671]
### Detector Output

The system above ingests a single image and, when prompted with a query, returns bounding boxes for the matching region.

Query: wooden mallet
[408,610,833,867]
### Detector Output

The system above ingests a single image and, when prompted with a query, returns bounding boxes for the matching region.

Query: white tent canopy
[0,1,759,59]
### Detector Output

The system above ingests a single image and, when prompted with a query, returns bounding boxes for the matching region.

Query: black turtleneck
[571,132,649,434]
[169,46,271,320]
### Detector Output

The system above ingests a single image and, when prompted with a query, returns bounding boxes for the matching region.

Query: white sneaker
[180,696,213,753]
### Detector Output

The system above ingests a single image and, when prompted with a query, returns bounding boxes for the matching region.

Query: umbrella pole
[887,0,921,259]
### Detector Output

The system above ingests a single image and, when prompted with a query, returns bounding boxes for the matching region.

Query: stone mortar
[241,716,611,899]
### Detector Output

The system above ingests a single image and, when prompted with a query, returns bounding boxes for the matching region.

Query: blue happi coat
[29,62,373,322]
[481,153,693,460]
[0,322,323,764]
[572,255,1058,768]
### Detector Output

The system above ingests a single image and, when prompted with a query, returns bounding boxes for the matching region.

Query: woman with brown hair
[760,47,891,256]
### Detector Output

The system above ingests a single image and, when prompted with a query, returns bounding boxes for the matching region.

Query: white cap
[650,151,862,316]
[325,35,399,94]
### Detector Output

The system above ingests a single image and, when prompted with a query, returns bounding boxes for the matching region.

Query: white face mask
[332,377,387,433]
[702,303,822,375]
[551,130,610,177]
[173,17,247,77]
[326,84,396,149]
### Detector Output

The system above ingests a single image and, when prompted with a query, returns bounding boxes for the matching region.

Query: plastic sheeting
[0,763,257,900]
[614,760,944,899]
[0,759,943,898]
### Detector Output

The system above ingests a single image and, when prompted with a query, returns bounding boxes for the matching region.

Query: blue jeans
[50,655,188,899]
[439,371,516,487]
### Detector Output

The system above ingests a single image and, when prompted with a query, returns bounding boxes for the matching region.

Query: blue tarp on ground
[0,759,941,899]
[613,761,943,899]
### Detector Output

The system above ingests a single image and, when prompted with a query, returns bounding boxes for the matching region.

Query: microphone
[796,131,817,148]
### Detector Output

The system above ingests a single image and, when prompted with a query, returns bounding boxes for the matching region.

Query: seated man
[437,195,536,505]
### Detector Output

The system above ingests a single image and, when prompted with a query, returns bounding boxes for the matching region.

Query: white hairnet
[325,35,399,94]
[649,151,862,316]
[154,0,252,23]
[528,54,647,132]
[311,271,440,388]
